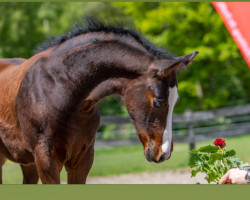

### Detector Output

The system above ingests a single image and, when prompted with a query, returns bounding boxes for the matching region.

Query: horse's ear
[156,51,199,77]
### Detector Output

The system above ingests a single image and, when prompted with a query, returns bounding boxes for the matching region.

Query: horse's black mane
[35,18,174,59]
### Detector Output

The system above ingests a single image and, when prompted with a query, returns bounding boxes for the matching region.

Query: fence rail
[96,104,250,149]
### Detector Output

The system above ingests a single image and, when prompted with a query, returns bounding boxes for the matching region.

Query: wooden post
[188,122,195,150]
[185,109,195,151]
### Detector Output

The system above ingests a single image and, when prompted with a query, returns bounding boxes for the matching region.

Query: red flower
[213,138,226,148]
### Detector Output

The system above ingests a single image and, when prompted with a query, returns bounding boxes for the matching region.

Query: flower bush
[188,138,249,184]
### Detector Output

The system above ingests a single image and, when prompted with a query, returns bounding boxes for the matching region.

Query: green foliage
[198,145,218,153]
[0,2,86,58]
[116,2,250,113]
[225,150,236,157]
[188,143,249,184]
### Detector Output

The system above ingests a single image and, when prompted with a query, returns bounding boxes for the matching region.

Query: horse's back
[0,58,26,65]
[0,58,26,73]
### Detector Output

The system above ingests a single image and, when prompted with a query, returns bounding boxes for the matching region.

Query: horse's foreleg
[65,145,94,184]
[34,145,61,184]
[20,164,39,184]
[0,154,6,184]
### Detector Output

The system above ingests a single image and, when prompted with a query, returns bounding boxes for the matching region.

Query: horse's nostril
[158,154,166,163]
[146,148,167,163]
[146,148,152,162]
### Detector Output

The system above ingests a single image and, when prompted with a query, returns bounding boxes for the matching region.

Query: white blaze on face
[162,86,179,156]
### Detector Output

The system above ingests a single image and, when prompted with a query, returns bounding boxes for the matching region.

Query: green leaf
[237,162,250,168]
[208,158,216,164]
[223,166,229,175]
[205,171,219,184]
[191,169,200,177]
[210,152,224,161]
[189,148,198,154]
[241,163,250,167]
[208,153,220,164]
[204,175,212,184]
[225,158,233,166]
[236,161,243,167]
[208,153,224,164]
[188,154,203,168]
[228,157,240,164]
[198,145,219,153]
[191,165,202,177]
[201,154,209,161]
[224,150,236,157]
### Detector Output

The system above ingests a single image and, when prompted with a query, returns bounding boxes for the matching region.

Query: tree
[0,2,88,58]
[116,2,250,113]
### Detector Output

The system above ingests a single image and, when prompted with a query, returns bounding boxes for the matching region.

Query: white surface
[86,169,209,184]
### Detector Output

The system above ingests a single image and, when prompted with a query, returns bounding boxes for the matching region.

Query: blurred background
[1,2,250,184]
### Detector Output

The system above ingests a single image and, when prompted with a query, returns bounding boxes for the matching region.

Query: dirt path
[86,169,209,184]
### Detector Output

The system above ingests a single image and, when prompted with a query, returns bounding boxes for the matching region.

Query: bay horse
[0,19,198,184]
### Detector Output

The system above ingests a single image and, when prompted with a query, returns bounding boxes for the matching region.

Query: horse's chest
[62,123,96,159]
[54,107,100,163]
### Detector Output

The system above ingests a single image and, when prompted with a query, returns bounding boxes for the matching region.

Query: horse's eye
[153,100,163,109]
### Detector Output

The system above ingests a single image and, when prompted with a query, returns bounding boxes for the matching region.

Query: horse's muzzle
[145,147,171,163]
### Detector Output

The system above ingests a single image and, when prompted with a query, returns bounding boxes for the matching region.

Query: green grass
[2,134,250,184]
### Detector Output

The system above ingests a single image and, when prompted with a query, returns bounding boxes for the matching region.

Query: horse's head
[123,51,198,163]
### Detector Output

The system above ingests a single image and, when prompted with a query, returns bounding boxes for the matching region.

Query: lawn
[2,134,250,184]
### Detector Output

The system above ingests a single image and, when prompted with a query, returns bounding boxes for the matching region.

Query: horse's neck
[59,40,152,110]
[62,40,152,76]
[82,77,130,111]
